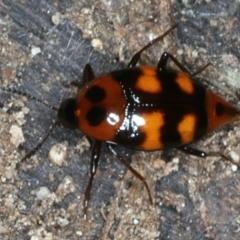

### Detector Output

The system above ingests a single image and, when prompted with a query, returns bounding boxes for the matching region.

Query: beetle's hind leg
[178,145,240,168]
[108,144,153,205]
[157,52,211,76]
[157,52,211,77]
[177,146,207,158]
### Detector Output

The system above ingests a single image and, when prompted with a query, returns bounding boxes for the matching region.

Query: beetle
[1,23,240,218]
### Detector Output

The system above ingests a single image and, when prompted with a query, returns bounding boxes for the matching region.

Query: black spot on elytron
[111,67,142,92]
[86,106,106,126]
[111,67,142,82]
[216,102,225,116]
[85,86,106,103]
[114,128,146,149]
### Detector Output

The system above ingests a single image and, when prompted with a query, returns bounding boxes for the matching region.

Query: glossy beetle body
[60,65,238,151]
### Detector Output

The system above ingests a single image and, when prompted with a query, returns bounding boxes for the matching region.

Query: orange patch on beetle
[175,72,194,94]
[178,114,196,144]
[135,67,162,93]
[139,111,164,150]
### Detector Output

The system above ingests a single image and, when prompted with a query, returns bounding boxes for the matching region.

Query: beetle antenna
[0,85,61,165]
[17,120,60,167]
[0,86,58,111]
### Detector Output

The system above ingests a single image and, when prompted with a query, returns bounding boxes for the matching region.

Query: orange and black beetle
[2,24,240,217]
[57,24,239,216]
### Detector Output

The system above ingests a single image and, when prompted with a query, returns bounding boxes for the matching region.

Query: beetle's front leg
[70,63,95,89]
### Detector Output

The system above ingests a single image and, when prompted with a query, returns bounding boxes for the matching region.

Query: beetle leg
[191,63,212,76]
[70,63,95,89]
[82,63,95,84]
[178,146,240,167]
[127,24,178,68]
[177,146,207,158]
[83,140,102,219]
[108,144,154,205]
[157,52,190,73]
[157,52,211,76]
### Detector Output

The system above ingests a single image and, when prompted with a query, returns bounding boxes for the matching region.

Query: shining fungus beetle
[1,23,240,219]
